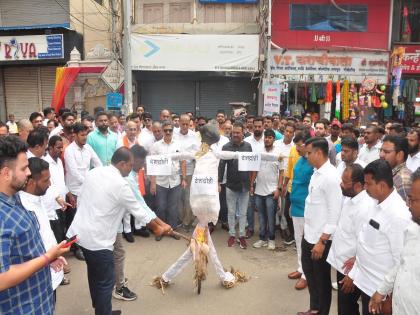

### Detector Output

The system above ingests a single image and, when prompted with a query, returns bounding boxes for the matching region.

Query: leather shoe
[245,229,254,239]
[123,232,135,243]
[133,227,150,238]
[288,271,302,279]
[74,248,85,261]
[295,278,308,290]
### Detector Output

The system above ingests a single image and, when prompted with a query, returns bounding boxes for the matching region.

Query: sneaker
[227,236,236,247]
[123,232,135,243]
[133,227,150,238]
[239,237,247,249]
[253,240,268,248]
[245,229,254,239]
[283,234,295,245]
[267,240,276,250]
[113,286,138,301]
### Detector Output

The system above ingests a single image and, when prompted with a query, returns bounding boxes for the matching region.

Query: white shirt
[41,153,68,220]
[211,135,229,184]
[67,165,156,251]
[174,129,200,175]
[64,141,102,196]
[150,138,182,188]
[19,191,64,290]
[406,151,420,172]
[49,125,63,138]
[377,221,420,314]
[139,128,155,152]
[255,146,282,196]
[358,142,381,164]
[244,135,264,152]
[304,160,342,244]
[336,158,367,176]
[274,139,293,171]
[327,191,375,274]
[348,189,412,296]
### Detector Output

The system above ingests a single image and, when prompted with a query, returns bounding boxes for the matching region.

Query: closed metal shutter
[198,78,257,119]
[139,80,196,119]
[4,67,40,120]
[40,66,57,109]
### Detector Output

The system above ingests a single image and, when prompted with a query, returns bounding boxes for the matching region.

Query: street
[56,227,338,315]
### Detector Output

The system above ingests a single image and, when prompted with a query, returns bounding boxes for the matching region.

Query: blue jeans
[226,188,249,237]
[247,193,256,232]
[81,247,115,315]
[255,194,276,240]
[156,184,182,229]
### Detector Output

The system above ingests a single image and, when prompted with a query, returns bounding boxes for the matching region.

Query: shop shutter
[139,80,196,119]
[4,67,40,120]
[198,78,257,119]
[40,66,57,109]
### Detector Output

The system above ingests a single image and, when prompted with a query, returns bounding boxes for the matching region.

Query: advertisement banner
[131,34,259,72]
[263,84,281,115]
[0,34,63,62]
[400,45,420,74]
[270,50,389,84]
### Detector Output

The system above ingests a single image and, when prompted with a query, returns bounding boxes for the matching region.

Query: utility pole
[122,0,133,114]
[266,0,272,85]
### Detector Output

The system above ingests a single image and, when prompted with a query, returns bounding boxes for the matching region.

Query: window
[289,4,368,32]
[231,4,257,23]
[169,2,191,23]
[204,4,226,23]
[401,0,420,42]
[143,3,164,24]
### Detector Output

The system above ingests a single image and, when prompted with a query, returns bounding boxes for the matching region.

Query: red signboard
[400,45,420,74]
[272,0,391,51]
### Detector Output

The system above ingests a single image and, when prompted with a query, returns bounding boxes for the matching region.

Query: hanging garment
[342,80,350,121]
[335,81,341,119]
[403,79,419,102]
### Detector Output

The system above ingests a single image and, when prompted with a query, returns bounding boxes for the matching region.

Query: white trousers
[292,216,306,280]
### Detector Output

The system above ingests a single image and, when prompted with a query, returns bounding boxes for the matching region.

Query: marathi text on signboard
[238,152,261,171]
[190,175,218,195]
[0,34,63,61]
[400,45,420,74]
[270,50,389,83]
[263,84,281,116]
[146,155,172,176]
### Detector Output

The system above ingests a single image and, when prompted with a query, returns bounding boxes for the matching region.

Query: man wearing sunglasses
[150,121,187,239]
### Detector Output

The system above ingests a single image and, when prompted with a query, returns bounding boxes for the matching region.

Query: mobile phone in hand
[61,235,78,248]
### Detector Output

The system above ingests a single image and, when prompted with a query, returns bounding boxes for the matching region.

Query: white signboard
[263,84,281,115]
[270,50,389,84]
[101,60,124,91]
[146,155,172,176]
[190,175,218,196]
[131,34,259,72]
[0,34,63,62]
[238,153,261,171]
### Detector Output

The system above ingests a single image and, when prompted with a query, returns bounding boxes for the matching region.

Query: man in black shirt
[218,122,252,249]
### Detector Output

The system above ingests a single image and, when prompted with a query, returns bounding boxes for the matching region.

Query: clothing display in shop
[403,79,419,103]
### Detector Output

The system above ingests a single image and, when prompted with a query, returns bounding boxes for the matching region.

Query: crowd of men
[1,105,420,315]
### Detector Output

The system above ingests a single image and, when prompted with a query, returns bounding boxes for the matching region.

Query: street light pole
[123,0,133,114]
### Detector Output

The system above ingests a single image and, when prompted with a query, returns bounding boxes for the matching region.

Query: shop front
[130,34,260,119]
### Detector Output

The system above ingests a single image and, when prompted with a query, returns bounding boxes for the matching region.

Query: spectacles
[163,129,173,133]
[379,148,395,154]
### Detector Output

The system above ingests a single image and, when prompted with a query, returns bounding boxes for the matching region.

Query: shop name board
[131,34,259,72]
[0,34,63,61]
[199,0,257,3]
[263,84,281,116]
[270,50,389,84]
[400,45,420,74]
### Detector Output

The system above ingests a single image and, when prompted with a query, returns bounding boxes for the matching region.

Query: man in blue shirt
[0,136,69,314]
[87,111,118,166]
[289,131,314,291]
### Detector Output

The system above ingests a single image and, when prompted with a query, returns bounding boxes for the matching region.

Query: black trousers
[218,184,228,223]
[284,192,294,236]
[337,271,361,315]
[301,238,332,315]
[81,247,115,315]
[50,210,65,243]
[361,290,383,315]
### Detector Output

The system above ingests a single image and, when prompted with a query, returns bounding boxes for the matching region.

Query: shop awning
[0,23,72,31]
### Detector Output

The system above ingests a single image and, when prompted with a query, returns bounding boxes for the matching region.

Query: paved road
[56,228,338,315]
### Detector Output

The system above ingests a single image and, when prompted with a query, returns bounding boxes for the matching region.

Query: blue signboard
[199,0,257,3]
[106,92,123,109]
[38,34,64,59]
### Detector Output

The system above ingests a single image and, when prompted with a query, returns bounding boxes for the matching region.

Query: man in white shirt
[341,159,411,315]
[27,128,49,159]
[244,117,265,238]
[64,123,102,260]
[358,125,382,164]
[298,137,342,315]
[336,137,367,176]
[369,168,420,315]
[138,112,154,151]
[150,121,187,235]
[406,129,420,172]
[20,158,65,294]
[67,147,171,315]
[314,121,337,166]
[252,129,282,250]
[174,114,200,231]
[327,164,375,315]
